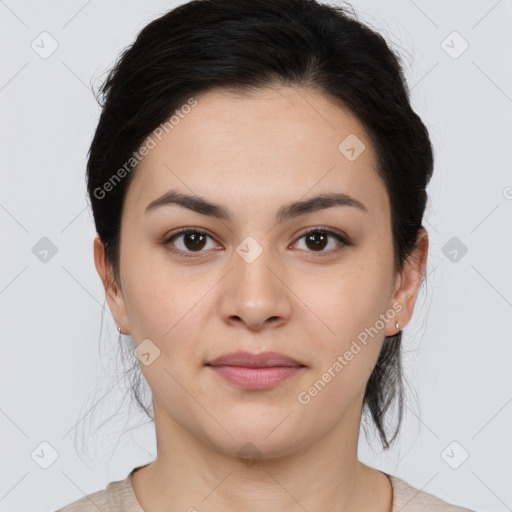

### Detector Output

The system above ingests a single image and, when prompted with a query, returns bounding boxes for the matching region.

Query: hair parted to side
[84,0,434,454]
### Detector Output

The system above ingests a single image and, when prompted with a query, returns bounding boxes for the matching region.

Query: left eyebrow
[144,190,368,223]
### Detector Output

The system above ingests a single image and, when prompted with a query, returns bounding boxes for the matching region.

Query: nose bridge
[234,236,281,303]
[218,235,291,328]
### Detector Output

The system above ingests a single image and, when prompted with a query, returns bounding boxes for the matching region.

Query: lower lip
[207,365,304,390]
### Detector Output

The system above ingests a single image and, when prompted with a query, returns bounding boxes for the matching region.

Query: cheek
[121,250,213,363]
[299,258,391,364]
[293,267,389,419]
[120,241,188,333]
[122,272,172,339]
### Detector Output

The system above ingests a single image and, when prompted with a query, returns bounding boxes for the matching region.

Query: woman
[57,0,476,510]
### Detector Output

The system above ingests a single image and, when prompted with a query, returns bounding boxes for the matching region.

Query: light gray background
[1,1,511,511]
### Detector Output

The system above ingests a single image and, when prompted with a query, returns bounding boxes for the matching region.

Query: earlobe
[93,234,131,334]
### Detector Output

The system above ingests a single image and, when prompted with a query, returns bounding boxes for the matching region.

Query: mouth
[205,351,306,390]
[206,350,305,368]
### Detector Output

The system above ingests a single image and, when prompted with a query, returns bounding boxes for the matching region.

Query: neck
[131,397,393,512]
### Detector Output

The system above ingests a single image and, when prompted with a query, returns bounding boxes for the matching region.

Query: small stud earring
[117,326,123,335]
[395,321,400,333]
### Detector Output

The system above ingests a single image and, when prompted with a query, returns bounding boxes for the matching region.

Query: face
[95,85,426,459]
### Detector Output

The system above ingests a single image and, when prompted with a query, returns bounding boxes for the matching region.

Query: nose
[218,246,292,331]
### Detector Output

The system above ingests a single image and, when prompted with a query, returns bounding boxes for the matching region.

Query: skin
[94,85,428,512]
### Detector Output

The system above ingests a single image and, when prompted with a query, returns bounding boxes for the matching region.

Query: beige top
[56,465,476,512]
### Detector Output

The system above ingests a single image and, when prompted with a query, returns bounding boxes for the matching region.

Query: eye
[163,228,220,257]
[162,226,350,258]
[292,227,350,255]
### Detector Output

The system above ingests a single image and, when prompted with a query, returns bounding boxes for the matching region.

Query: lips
[206,351,306,390]
[206,350,305,368]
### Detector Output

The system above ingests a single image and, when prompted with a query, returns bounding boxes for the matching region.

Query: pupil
[185,233,206,250]
[307,232,327,251]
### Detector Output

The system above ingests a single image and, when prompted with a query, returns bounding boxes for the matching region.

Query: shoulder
[55,471,140,512]
[55,487,110,512]
[389,474,477,512]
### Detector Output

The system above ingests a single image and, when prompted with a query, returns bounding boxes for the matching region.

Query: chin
[198,418,314,464]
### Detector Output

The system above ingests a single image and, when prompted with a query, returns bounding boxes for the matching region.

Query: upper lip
[206,351,305,368]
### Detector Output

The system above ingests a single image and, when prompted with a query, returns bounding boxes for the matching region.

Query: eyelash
[162,226,351,259]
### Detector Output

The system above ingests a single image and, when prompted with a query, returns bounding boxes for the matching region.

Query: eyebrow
[144,189,368,223]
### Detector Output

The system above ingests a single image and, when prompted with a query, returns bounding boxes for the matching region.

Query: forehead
[124,86,389,224]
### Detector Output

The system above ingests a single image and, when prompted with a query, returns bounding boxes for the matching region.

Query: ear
[93,234,131,334]
[384,227,429,337]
